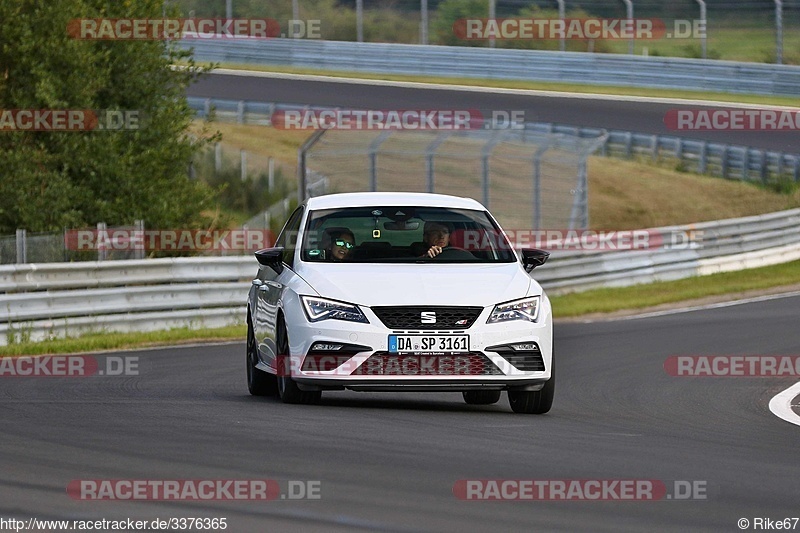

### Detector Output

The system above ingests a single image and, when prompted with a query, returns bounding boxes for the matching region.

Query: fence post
[15,229,26,264]
[696,0,707,59]
[532,145,549,230]
[241,150,247,181]
[134,220,145,260]
[420,0,429,45]
[97,222,107,261]
[775,0,783,65]
[268,157,275,191]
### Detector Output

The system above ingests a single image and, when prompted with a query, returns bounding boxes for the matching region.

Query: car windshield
[301,206,516,263]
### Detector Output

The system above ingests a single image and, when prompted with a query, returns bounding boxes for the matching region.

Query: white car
[246,192,554,414]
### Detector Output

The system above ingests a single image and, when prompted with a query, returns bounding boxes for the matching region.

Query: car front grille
[371,306,483,330]
[352,352,503,376]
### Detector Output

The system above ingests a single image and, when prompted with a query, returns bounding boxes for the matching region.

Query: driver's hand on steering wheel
[425,245,443,258]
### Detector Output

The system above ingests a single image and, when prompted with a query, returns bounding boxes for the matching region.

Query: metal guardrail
[189,97,800,184]
[535,208,800,293]
[2,209,800,344]
[181,38,800,96]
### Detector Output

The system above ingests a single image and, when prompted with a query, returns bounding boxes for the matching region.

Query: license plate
[388,335,470,354]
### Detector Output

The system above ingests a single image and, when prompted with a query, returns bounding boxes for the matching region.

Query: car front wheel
[507,357,555,414]
[276,317,321,405]
[247,313,278,396]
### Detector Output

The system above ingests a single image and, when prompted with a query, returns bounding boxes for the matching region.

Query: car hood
[295,262,535,307]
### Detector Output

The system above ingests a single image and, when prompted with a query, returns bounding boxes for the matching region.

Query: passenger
[327,229,355,261]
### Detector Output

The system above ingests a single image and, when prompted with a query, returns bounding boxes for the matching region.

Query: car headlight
[301,296,369,324]
[487,296,541,323]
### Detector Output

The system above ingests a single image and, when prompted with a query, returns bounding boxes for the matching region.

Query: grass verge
[0,325,245,357]
[551,259,800,318]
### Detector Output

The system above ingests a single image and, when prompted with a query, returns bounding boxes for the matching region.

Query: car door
[254,206,304,371]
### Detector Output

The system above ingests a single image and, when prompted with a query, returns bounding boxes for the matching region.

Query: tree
[0,0,216,233]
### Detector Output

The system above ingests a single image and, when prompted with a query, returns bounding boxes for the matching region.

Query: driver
[420,221,452,258]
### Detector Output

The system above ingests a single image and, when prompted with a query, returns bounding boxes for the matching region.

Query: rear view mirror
[384,221,420,231]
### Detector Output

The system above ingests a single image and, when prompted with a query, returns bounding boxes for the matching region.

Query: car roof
[305,192,486,211]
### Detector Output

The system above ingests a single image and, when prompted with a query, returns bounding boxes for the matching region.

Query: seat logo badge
[421,311,436,324]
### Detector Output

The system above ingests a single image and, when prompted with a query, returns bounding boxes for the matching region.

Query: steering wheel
[432,247,476,260]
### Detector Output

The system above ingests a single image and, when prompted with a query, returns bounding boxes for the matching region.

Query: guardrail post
[240,150,247,181]
[675,138,683,161]
[741,147,749,181]
[624,132,633,158]
[760,150,768,184]
[793,156,799,183]
[698,141,707,174]
[776,152,784,181]
[237,101,245,124]
[204,98,211,118]
[650,134,658,162]
[720,145,728,178]
[15,229,26,264]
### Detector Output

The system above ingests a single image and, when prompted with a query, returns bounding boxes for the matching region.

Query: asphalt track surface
[2,295,799,531]
[186,72,800,152]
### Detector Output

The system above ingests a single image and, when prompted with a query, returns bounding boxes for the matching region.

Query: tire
[507,357,555,414]
[276,317,322,405]
[247,313,278,396]
[462,390,502,405]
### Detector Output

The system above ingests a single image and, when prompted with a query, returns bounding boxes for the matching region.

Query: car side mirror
[254,247,284,274]
[521,248,550,272]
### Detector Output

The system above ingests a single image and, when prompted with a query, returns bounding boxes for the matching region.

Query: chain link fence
[299,128,607,231]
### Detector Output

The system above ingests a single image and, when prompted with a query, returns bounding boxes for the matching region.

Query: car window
[300,206,516,263]
[276,206,304,268]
